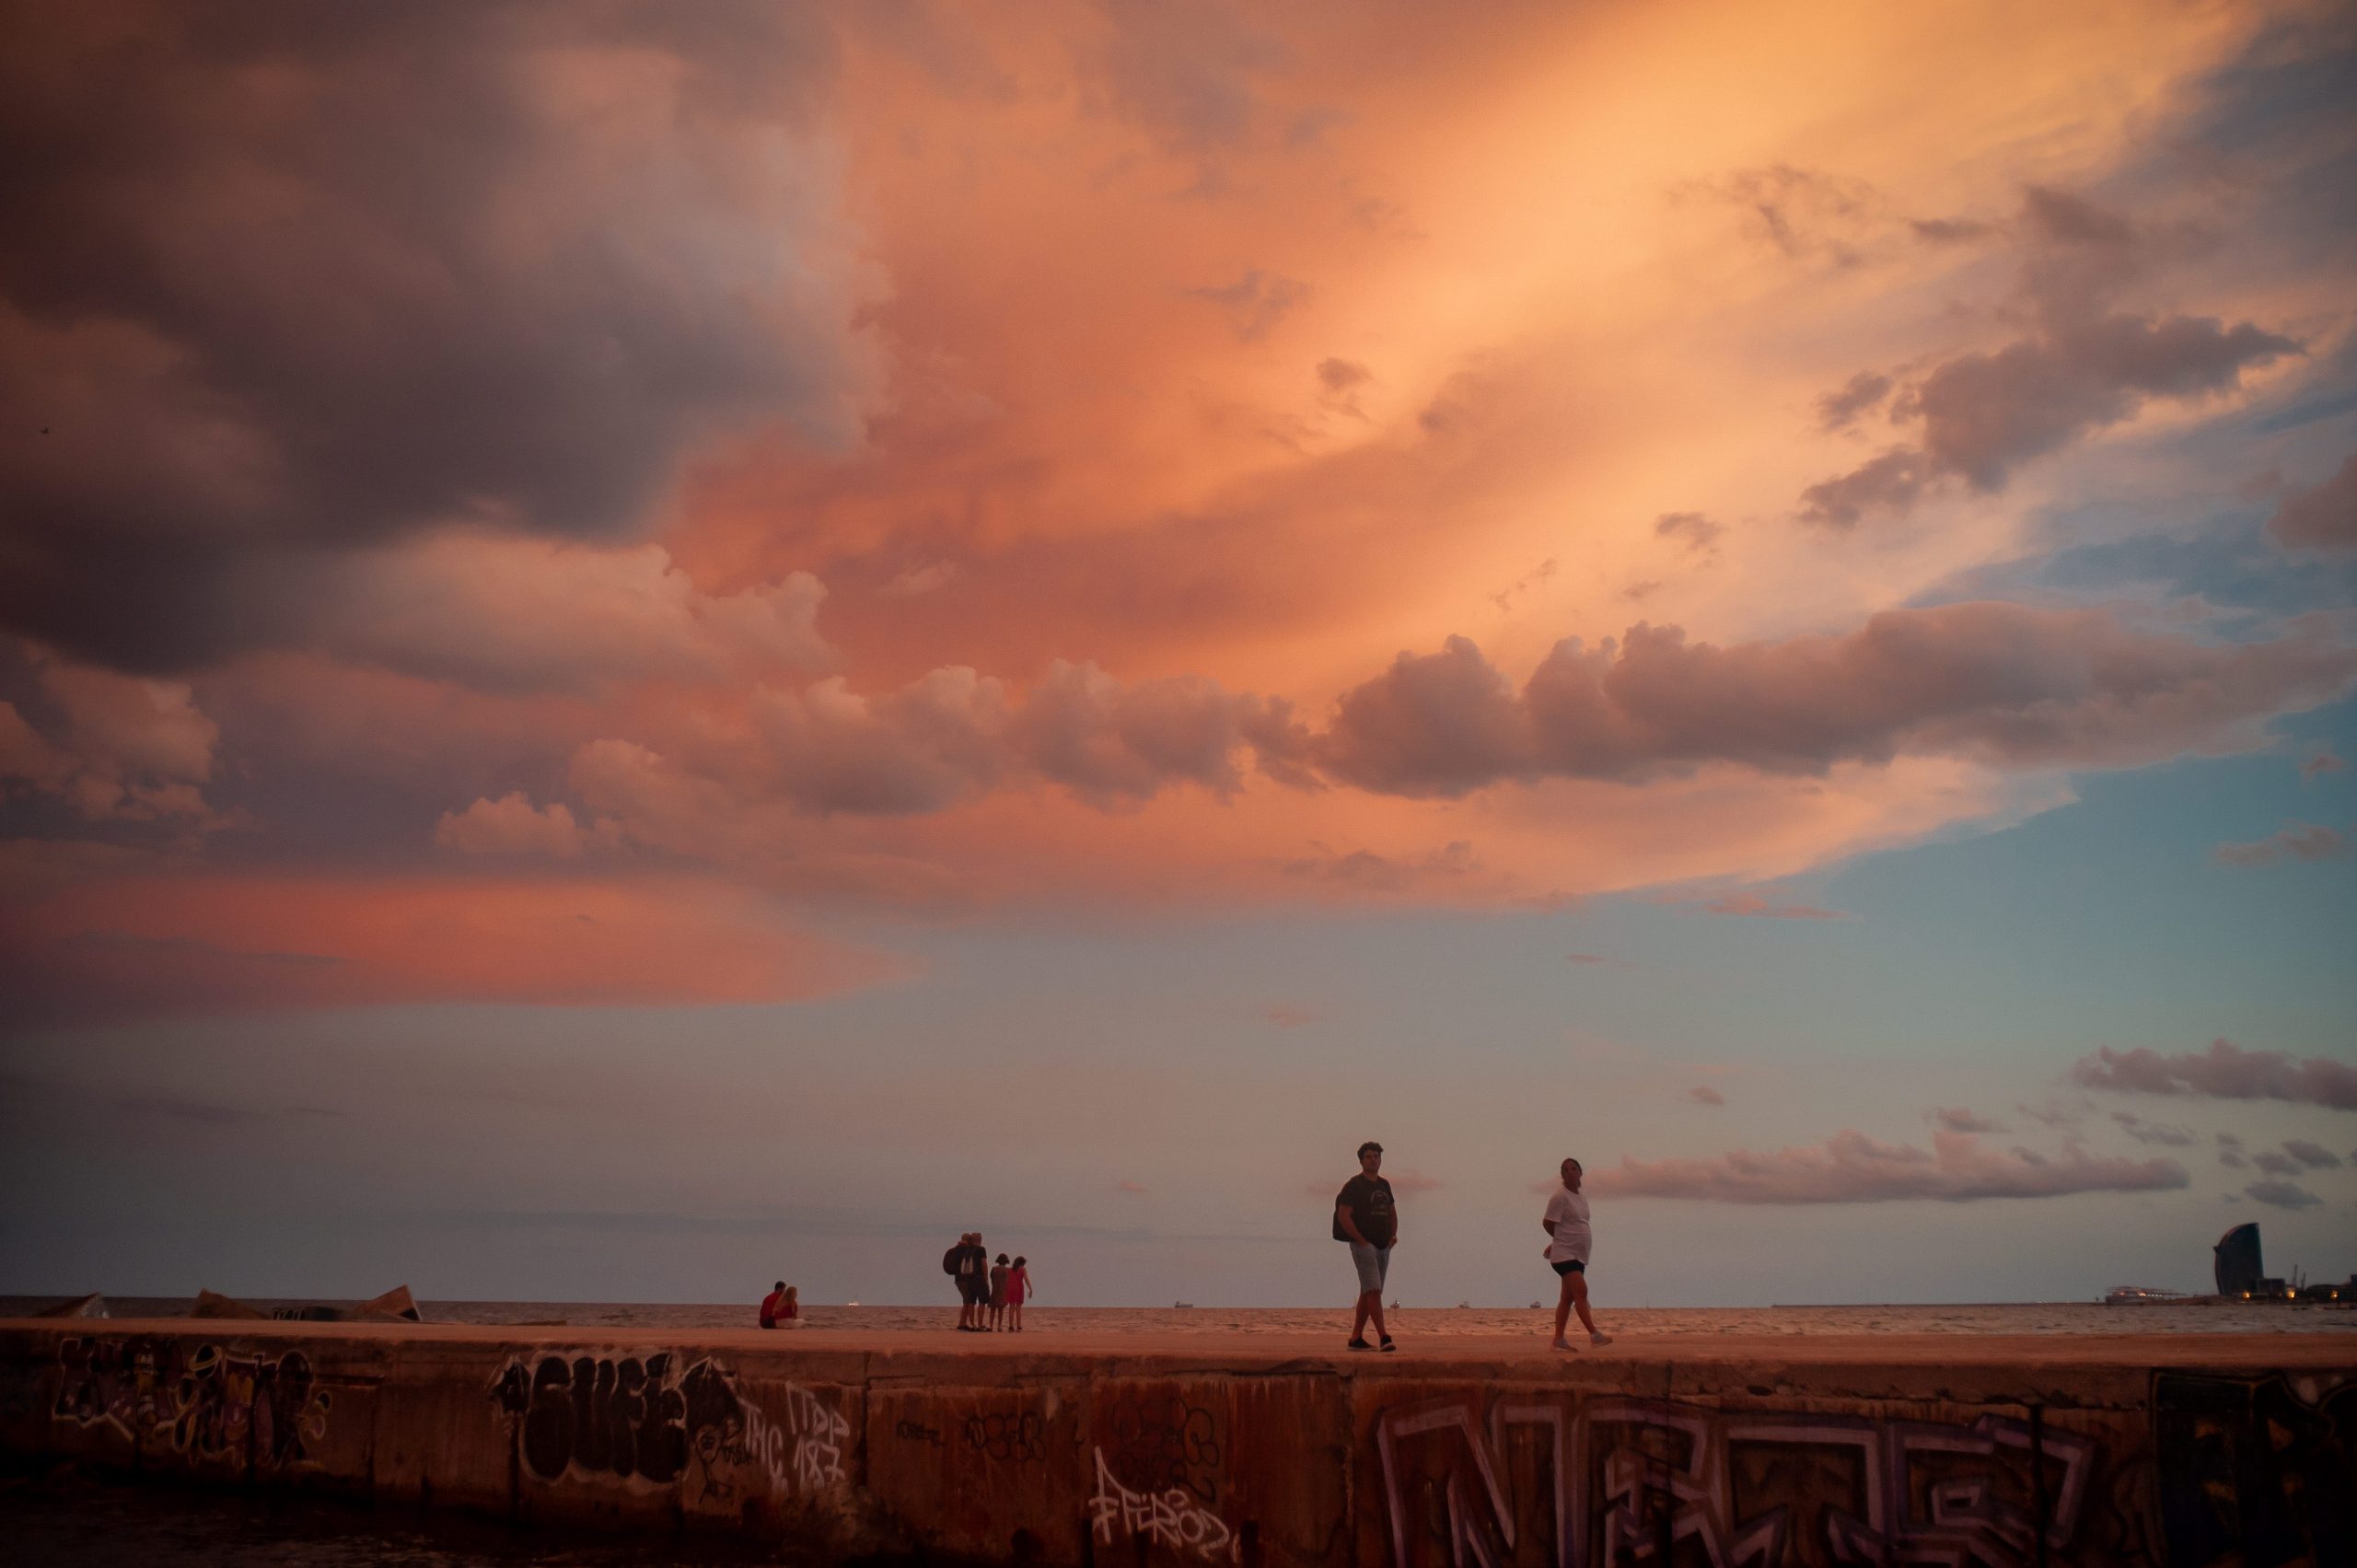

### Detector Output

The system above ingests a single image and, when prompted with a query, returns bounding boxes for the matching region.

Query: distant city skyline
[3,0,2352,1308]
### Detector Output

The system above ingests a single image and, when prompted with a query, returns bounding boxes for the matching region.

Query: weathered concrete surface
[2,1320,2350,1564]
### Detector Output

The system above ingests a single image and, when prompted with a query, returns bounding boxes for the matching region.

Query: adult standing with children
[1334,1140,1399,1352]
[1543,1157,1612,1350]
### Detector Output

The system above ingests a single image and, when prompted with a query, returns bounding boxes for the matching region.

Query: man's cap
[1358,1140,1383,1156]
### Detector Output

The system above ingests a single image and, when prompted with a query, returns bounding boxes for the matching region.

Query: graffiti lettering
[2155,1372,2355,1566]
[1102,1392,1223,1499]
[1377,1394,2101,1568]
[895,1418,946,1447]
[52,1336,332,1469]
[1088,1446,1240,1564]
[966,1409,1046,1462]
[491,1352,848,1504]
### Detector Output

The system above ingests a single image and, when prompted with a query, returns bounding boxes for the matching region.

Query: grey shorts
[1348,1241,1391,1294]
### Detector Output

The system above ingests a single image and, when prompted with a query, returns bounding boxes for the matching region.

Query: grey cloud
[2282,1138,2343,1169]
[2250,1151,2303,1176]
[2212,822,2349,866]
[2302,748,2346,779]
[2219,1149,2249,1168]
[1799,450,1933,529]
[1318,358,1373,392]
[2244,1179,2322,1210]
[1801,189,2296,528]
[1689,1085,1725,1106]
[1653,512,1724,554]
[1816,371,1893,432]
[1315,604,2354,797]
[2216,1131,2243,1148]
[2072,1039,2357,1109]
[1909,217,1994,246]
[1585,1128,2187,1204]
[1184,270,1311,342]
[2111,1110,2198,1146]
[2268,452,2357,551]
[0,1,873,672]
[1932,1107,2008,1133]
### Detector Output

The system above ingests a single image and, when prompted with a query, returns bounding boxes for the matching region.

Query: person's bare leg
[1570,1273,1605,1341]
[1551,1272,1577,1347]
[1366,1290,1389,1344]
[1351,1291,1374,1342]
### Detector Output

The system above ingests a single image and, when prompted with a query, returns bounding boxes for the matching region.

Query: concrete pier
[2,1319,2350,1564]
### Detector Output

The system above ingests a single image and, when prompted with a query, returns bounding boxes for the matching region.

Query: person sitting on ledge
[759,1280,788,1330]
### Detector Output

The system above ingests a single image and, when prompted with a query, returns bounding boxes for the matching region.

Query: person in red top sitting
[759,1280,787,1329]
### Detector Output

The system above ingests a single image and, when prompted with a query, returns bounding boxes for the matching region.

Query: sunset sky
[4,0,2353,1308]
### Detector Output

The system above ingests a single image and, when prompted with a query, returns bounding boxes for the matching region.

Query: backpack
[942,1246,961,1276]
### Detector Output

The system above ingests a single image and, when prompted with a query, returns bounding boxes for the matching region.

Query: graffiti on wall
[1377,1393,2107,1568]
[1101,1392,1224,1499]
[2154,1371,2354,1568]
[488,1351,848,1503]
[52,1335,332,1469]
[1089,1444,1242,1564]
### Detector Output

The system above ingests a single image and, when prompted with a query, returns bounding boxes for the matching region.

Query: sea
[5,1297,2349,1565]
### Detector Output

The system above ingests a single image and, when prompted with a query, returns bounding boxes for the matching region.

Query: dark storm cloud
[0,0,872,671]
[1314,603,2354,796]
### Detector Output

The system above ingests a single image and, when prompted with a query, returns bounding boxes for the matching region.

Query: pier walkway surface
[5,1318,2351,1564]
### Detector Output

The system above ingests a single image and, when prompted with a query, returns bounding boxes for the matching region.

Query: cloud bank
[2072,1039,2357,1110]
[1585,1129,2188,1204]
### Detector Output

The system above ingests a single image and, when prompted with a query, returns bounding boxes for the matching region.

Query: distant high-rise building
[2213,1222,2263,1296]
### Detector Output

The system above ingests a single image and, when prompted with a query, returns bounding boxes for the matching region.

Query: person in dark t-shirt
[1333,1141,1398,1351]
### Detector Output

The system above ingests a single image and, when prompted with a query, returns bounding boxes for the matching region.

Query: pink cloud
[1701,890,1848,920]
[2212,822,2349,866]
[2071,1039,2357,1110]
[1388,1167,1445,1194]
[436,793,616,860]
[1585,1129,2188,1204]
[1932,1107,2007,1133]
[1115,1179,1149,1195]
[1260,1004,1318,1029]
[1689,1085,1726,1106]
[0,873,897,1025]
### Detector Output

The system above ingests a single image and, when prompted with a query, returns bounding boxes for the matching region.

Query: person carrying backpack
[944,1232,990,1330]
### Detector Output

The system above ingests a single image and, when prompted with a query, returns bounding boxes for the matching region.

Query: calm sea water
[9,1295,2351,1336]
[4,1298,2348,1565]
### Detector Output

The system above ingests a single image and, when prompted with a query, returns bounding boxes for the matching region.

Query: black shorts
[1551,1260,1585,1276]
[958,1276,987,1305]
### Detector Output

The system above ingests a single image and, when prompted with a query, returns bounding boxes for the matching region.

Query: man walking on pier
[1544,1157,1611,1349]
[1335,1141,1398,1351]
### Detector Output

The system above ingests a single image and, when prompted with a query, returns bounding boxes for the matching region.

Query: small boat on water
[1173,1301,1194,1308]
[2102,1285,2192,1305]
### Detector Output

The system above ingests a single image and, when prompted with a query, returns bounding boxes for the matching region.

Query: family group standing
[943,1232,1032,1330]
[1333,1142,1611,1352]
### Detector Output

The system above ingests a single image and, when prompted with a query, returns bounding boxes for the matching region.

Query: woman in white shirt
[1542,1157,1612,1349]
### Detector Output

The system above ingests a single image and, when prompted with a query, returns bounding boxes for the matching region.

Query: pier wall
[1,1322,2351,1565]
